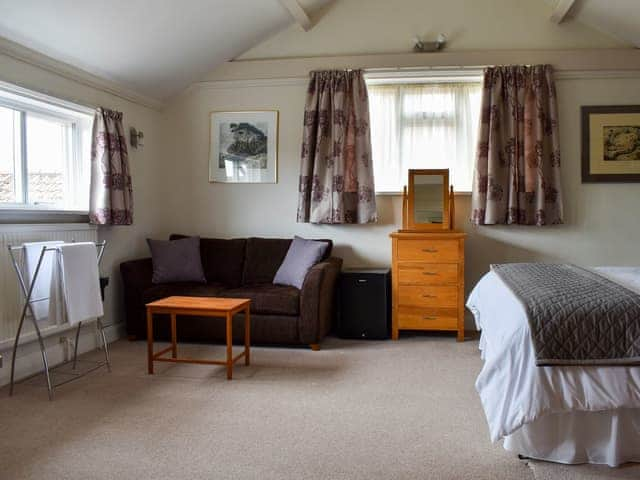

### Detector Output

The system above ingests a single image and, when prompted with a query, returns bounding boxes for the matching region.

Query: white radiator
[0,223,97,346]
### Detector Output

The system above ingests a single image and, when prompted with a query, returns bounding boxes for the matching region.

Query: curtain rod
[364,64,541,74]
[365,65,487,72]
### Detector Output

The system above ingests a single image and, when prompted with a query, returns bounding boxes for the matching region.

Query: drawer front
[397,239,460,263]
[398,263,458,285]
[397,307,458,330]
[398,285,457,308]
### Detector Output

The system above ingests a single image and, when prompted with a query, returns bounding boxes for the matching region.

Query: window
[0,83,93,212]
[367,77,482,193]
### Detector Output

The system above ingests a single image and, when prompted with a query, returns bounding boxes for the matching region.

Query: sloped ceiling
[0,0,636,107]
[239,0,627,61]
[568,0,640,47]
[0,0,330,102]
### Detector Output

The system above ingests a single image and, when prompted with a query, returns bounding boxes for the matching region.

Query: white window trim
[0,80,94,117]
[365,67,483,85]
[0,80,94,220]
[375,190,472,197]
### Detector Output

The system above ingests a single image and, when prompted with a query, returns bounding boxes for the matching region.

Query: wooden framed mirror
[402,169,454,231]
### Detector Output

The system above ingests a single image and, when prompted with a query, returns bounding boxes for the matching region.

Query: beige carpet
[0,336,638,480]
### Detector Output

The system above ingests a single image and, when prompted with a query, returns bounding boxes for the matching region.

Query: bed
[466,266,640,467]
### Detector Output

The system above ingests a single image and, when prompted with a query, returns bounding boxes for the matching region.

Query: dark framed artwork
[581,105,640,183]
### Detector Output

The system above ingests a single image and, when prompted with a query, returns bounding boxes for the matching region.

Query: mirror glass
[413,174,444,224]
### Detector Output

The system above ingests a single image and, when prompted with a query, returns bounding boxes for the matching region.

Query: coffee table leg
[244,305,250,366]
[226,312,232,380]
[146,309,154,374]
[170,313,177,359]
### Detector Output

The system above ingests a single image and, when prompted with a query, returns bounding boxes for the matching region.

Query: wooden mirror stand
[401,169,455,232]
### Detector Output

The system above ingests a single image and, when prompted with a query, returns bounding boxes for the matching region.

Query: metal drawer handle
[423,316,437,320]
[422,272,437,276]
[422,248,438,253]
[422,294,435,298]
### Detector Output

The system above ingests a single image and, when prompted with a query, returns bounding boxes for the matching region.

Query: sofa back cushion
[170,234,246,288]
[242,237,332,285]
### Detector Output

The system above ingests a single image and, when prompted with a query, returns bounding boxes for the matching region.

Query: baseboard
[103,321,126,343]
[0,321,126,388]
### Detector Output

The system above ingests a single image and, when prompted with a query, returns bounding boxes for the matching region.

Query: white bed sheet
[503,408,640,466]
[467,267,640,465]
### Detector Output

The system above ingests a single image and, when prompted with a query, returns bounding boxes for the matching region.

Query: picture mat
[589,113,640,175]
[209,111,278,183]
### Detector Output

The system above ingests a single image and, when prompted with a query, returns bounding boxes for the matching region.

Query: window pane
[0,106,21,203]
[401,84,456,119]
[25,113,68,206]
[368,81,482,192]
[0,83,92,212]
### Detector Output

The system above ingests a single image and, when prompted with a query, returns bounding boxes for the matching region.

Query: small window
[367,75,482,193]
[0,83,92,213]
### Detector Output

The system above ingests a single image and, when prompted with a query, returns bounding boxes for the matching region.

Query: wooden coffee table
[145,296,251,380]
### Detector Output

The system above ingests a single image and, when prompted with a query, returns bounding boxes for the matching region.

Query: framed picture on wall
[582,105,640,183]
[209,110,279,183]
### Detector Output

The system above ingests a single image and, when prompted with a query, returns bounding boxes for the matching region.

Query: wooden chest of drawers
[390,231,466,341]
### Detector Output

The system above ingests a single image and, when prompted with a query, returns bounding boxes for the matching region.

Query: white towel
[59,242,103,325]
[22,241,63,322]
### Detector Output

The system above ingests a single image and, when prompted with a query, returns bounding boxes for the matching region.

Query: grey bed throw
[491,263,640,366]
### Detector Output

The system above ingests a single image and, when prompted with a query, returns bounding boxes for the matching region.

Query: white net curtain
[368,82,482,193]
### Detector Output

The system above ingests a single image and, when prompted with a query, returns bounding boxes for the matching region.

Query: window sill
[0,208,89,224]
[375,191,472,196]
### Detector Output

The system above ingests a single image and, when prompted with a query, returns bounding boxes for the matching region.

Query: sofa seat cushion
[220,284,300,316]
[142,282,227,304]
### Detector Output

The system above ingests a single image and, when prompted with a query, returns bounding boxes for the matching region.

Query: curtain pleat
[89,107,133,225]
[470,65,563,226]
[297,70,377,224]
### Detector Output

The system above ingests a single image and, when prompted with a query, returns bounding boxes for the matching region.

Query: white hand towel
[49,253,66,327]
[22,241,63,321]
[59,242,103,325]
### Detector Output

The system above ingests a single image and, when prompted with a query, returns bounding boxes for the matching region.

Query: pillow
[273,236,329,289]
[147,236,206,284]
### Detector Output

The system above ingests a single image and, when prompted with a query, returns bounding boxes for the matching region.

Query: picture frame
[581,105,640,183]
[209,110,278,183]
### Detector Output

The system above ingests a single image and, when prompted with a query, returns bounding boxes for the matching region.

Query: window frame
[0,81,93,221]
[365,68,483,196]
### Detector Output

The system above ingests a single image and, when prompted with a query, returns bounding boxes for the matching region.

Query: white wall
[3,0,639,356]
[0,51,165,383]
[161,63,640,329]
[160,0,640,330]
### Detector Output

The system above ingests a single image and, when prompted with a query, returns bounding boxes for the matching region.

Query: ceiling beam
[279,0,313,31]
[550,0,577,24]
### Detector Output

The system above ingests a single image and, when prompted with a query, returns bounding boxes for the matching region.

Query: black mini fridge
[337,268,391,340]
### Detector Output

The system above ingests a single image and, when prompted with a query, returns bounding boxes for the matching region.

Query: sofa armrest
[298,256,343,344]
[120,258,154,338]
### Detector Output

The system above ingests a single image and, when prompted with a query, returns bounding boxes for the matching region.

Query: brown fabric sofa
[120,235,342,349]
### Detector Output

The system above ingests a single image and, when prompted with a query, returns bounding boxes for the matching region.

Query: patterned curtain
[297,70,377,224]
[470,65,563,226]
[89,107,133,225]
